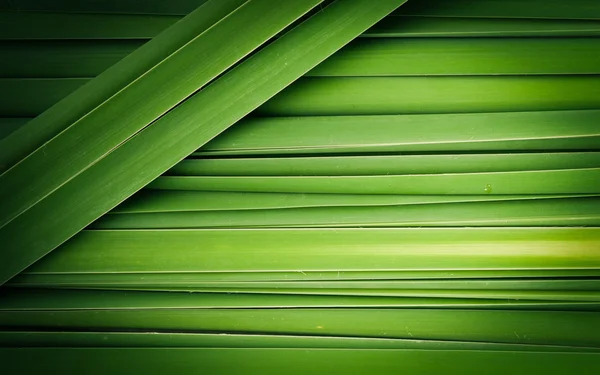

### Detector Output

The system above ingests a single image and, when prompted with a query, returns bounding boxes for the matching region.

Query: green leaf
[0,0,206,15]
[3,288,593,310]
[149,168,600,195]
[84,287,600,302]
[197,110,600,156]
[3,331,599,352]
[0,40,143,78]
[170,152,600,176]
[0,118,30,141]
[395,0,600,19]
[2,303,600,346]
[24,228,600,274]
[0,78,88,117]
[14,278,595,292]
[364,16,600,37]
[93,197,600,229]
[2,348,600,375]
[0,11,178,39]
[11,278,600,303]
[257,76,600,116]
[308,38,600,76]
[15,270,600,285]
[112,191,594,213]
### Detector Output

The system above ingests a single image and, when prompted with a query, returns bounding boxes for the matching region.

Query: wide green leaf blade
[257,76,600,116]
[15,278,595,291]
[24,228,600,274]
[395,0,600,19]
[93,197,600,229]
[197,110,600,156]
[88,287,600,302]
[3,288,592,310]
[2,306,600,346]
[308,38,600,76]
[0,0,206,15]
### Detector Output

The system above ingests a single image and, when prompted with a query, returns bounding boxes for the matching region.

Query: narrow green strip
[91,287,600,302]
[0,118,30,141]
[395,0,600,20]
[0,0,205,15]
[257,76,600,116]
[16,270,600,283]
[0,78,89,117]
[113,191,593,214]
[93,197,600,229]
[2,349,599,375]
[2,288,590,310]
[364,16,600,37]
[0,11,178,39]
[3,331,598,352]
[149,168,600,195]
[198,110,600,155]
[24,228,600,274]
[0,40,144,78]
[308,38,600,76]
[171,152,600,176]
